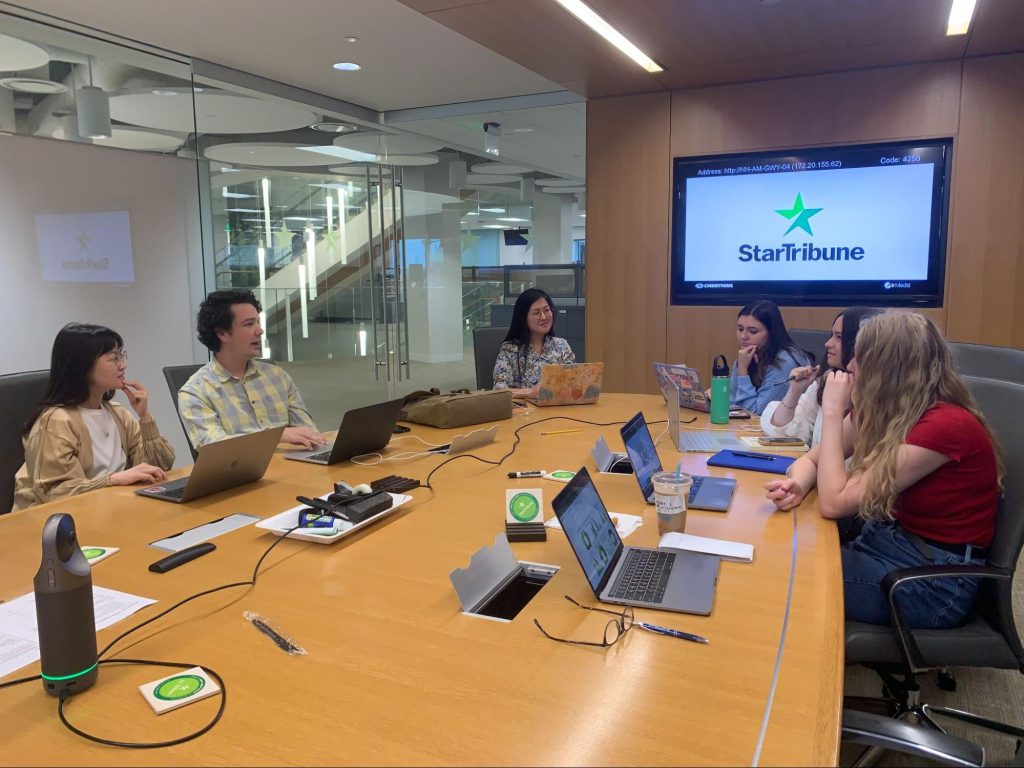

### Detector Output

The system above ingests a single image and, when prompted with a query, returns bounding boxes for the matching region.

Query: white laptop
[663,381,745,453]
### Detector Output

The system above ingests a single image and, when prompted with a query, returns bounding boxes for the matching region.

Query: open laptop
[533,362,604,406]
[619,411,736,512]
[135,425,284,503]
[664,381,746,453]
[285,398,404,465]
[653,362,710,412]
[552,467,720,615]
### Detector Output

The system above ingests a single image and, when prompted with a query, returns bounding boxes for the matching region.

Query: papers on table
[658,532,754,562]
[0,586,156,680]
[546,511,643,540]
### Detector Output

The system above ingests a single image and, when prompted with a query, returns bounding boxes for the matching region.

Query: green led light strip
[41,662,98,682]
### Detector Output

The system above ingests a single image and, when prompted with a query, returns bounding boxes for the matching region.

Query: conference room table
[0,394,843,766]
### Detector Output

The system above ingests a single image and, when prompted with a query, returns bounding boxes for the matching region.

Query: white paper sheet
[0,586,156,679]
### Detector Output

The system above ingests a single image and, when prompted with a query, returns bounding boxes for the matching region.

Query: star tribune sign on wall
[35,210,135,283]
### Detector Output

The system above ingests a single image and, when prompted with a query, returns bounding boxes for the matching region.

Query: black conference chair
[949,341,1024,384]
[472,327,508,390]
[0,369,50,514]
[842,375,1024,766]
[788,327,830,362]
[163,364,203,461]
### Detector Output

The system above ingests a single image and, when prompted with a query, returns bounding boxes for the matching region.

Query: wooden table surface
[0,394,843,766]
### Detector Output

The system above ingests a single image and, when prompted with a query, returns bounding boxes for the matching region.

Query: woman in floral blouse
[492,288,575,396]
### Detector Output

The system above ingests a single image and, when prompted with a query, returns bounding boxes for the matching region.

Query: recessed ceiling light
[332,62,362,72]
[551,0,662,73]
[946,0,977,35]
[151,89,178,96]
[343,36,359,43]
[512,127,534,133]
[497,217,529,222]
[311,121,358,133]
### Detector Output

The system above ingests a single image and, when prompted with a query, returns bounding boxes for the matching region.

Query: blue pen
[635,622,709,645]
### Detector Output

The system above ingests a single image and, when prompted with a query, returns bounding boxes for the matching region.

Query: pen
[731,451,776,460]
[635,622,709,645]
[541,429,581,436]
[508,471,545,478]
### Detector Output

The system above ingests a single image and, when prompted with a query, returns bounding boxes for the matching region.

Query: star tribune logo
[775,193,823,236]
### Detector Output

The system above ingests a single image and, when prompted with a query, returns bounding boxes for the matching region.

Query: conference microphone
[33,513,98,697]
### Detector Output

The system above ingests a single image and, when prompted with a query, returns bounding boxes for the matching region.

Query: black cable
[0,671,42,690]
[423,415,630,489]
[57,658,226,749]
[98,523,304,658]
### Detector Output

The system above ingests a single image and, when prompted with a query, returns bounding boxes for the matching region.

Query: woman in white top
[760,307,879,447]
[12,323,175,511]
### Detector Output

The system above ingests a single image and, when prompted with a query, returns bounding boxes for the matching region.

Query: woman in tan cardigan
[12,323,175,512]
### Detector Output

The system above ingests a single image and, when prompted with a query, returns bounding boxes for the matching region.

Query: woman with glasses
[12,323,175,511]
[492,288,575,396]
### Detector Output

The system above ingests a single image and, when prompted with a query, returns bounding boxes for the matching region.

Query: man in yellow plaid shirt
[179,290,327,451]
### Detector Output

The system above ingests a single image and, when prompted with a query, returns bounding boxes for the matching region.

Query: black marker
[730,451,776,460]
[508,471,545,478]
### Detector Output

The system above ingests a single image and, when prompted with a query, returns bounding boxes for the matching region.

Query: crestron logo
[775,193,823,236]
[695,283,704,289]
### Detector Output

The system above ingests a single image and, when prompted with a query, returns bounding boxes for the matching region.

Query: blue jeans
[842,521,985,629]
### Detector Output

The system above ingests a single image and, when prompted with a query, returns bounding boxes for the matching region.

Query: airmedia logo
[775,193,822,236]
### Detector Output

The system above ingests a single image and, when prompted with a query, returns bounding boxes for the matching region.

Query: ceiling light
[480,207,505,213]
[343,36,359,43]
[497,217,529,222]
[222,190,257,198]
[0,77,67,94]
[311,121,357,133]
[151,89,178,96]
[297,145,376,162]
[481,224,506,229]
[224,207,262,213]
[512,127,534,133]
[332,62,362,71]
[551,0,662,73]
[946,0,977,35]
[76,85,111,139]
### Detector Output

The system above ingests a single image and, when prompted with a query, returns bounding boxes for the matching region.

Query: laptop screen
[551,468,623,595]
[620,412,663,501]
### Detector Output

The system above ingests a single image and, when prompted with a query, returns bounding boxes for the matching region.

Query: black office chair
[163,364,203,460]
[788,327,830,362]
[949,341,1024,384]
[472,327,508,390]
[0,369,50,514]
[842,375,1024,766]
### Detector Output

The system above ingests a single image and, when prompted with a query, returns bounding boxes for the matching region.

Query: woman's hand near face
[787,365,817,396]
[122,380,150,419]
[736,345,758,375]
[821,370,854,417]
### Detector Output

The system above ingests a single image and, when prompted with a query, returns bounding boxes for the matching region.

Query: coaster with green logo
[543,470,576,484]
[140,666,220,714]
[80,546,119,565]
[505,488,544,524]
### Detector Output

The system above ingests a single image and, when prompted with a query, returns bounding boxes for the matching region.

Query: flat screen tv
[670,139,952,307]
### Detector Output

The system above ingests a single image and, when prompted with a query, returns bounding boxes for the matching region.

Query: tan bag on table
[400,388,513,429]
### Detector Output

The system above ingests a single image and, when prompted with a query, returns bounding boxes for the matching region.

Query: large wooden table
[0,394,842,765]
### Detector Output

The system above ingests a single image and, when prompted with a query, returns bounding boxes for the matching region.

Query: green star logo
[775,193,823,236]
[75,229,91,251]
[273,225,293,251]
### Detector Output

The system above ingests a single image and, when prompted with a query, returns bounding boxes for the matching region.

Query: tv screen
[503,228,529,246]
[670,139,952,307]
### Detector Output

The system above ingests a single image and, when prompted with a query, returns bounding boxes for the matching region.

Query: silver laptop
[664,381,746,453]
[285,398,404,465]
[619,411,736,512]
[135,426,284,503]
[552,467,720,615]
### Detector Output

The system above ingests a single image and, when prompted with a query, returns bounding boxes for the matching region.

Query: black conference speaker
[33,513,98,697]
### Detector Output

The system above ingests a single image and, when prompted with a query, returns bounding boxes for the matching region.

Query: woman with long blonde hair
[764,311,1001,628]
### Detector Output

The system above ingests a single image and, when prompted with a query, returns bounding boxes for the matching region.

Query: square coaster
[80,546,118,565]
[506,488,544,524]
[139,666,220,715]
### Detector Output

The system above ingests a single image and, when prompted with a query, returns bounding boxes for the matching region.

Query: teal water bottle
[710,354,731,425]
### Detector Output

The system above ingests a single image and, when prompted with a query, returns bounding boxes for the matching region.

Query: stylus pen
[730,451,776,460]
[635,622,709,645]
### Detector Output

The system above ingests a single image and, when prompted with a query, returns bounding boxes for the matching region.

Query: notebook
[706,449,796,475]
[135,426,284,503]
[663,381,746,453]
[552,467,720,615]
[285,398,404,465]
[619,411,736,512]
[533,362,604,407]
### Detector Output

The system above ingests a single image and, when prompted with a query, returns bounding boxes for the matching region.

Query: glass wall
[0,11,586,439]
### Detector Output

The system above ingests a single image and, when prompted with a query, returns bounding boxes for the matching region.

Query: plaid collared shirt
[178,358,317,449]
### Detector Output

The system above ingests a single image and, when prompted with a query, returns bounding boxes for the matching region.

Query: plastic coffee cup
[652,471,692,535]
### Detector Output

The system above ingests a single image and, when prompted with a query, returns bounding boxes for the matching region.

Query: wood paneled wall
[586,53,1024,390]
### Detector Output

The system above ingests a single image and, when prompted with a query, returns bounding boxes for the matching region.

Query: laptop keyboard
[678,432,722,452]
[609,548,674,603]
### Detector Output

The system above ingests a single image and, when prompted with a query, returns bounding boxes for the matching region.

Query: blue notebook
[706,450,796,475]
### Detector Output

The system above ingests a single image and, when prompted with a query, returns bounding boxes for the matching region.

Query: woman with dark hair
[729,300,813,415]
[761,307,880,446]
[12,323,174,511]
[492,288,575,395]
